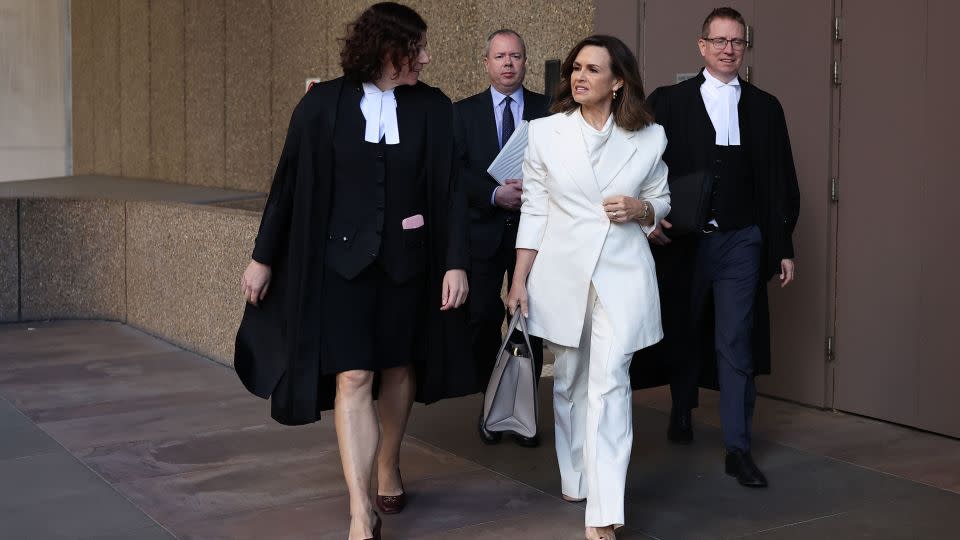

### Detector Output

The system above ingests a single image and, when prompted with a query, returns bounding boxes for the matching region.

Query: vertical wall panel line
[147,0,152,178]
[117,2,121,176]
[16,199,22,321]
[64,0,73,174]
[182,0,187,183]
[222,0,227,189]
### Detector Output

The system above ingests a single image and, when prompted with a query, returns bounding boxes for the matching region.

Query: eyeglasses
[701,37,747,51]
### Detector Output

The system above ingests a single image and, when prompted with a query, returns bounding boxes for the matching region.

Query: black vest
[325,87,428,283]
[706,143,756,230]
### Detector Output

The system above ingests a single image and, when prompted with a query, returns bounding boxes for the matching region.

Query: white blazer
[515,111,671,353]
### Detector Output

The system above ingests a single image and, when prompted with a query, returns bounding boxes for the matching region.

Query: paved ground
[1,320,958,539]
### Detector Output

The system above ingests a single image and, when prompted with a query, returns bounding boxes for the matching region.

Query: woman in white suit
[507,35,670,540]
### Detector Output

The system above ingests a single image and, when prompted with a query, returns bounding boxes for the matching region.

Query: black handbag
[664,170,713,237]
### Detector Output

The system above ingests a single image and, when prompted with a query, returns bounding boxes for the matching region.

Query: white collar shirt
[700,68,741,146]
[490,86,525,147]
[360,82,399,145]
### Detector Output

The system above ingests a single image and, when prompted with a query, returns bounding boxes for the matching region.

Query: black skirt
[320,263,426,375]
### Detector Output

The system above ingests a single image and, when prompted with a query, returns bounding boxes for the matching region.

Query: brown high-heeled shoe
[376,470,406,514]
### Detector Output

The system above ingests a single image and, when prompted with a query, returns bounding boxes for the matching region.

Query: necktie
[501,96,514,148]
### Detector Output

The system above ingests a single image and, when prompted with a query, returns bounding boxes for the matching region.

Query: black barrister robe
[630,71,801,393]
[233,77,474,426]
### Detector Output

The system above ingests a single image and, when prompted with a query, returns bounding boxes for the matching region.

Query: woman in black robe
[234,4,471,539]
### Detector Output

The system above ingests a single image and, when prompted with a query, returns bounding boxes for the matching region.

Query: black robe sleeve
[445,101,470,271]
[251,105,304,266]
[773,98,801,260]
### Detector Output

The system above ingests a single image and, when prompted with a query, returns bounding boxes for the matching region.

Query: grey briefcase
[481,310,539,438]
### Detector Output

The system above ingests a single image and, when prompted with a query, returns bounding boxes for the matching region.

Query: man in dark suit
[644,7,801,487]
[454,29,551,447]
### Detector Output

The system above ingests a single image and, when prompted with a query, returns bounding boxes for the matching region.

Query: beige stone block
[404,0,484,102]
[120,0,151,178]
[271,0,328,165]
[125,202,259,365]
[185,0,226,187]
[478,0,596,96]
[225,0,272,192]
[93,0,122,175]
[19,199,125,321]
[72,0,95,174]
[150,0,186,183]
[0,199,18,322]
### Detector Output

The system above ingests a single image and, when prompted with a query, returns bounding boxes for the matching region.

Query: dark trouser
[468,232,543,391]
[684,225,762,452]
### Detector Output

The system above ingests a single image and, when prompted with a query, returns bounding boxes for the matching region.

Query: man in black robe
[643,7,801,488]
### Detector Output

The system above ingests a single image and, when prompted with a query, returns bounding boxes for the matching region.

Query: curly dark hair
[339,2,427,83]
[551,35,653,132]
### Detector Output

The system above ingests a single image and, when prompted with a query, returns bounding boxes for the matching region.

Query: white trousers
[548,284,634,528]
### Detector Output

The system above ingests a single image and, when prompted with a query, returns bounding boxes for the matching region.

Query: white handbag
[481,310,539,438]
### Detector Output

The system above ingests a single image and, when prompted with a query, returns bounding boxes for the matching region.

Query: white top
[360,82,399,145]
[700,68,741,146]
[515,112,671,352]
[577,108,615,169]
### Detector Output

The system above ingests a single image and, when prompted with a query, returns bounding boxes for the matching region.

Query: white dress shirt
[489,86,526,205]
[360,82,399,145]
[700,68,741,146]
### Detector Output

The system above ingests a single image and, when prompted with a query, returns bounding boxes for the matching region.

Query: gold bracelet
[639,201,649,221]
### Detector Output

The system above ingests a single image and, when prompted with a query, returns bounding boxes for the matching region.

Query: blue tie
[501,96,515,148]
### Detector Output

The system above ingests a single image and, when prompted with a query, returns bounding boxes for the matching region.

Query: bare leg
[335,370,379,540]
[376,364,415,495]
[586,526,617,539]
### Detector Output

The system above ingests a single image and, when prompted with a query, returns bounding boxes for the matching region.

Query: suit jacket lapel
[336,80,366,142]
[737,77,753,149]
[555,112,603,202]
[688,71,715,168]
[482,89,501,158]
[521,87,538,121]
[595,126,636,192]
[395,85,424,145]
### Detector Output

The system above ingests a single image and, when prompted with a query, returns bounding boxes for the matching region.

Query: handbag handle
[499,309,534,357]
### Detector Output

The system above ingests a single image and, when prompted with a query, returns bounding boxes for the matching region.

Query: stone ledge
[2,195,262,366]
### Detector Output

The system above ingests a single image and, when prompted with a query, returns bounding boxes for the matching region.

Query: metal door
[834,0,960,437]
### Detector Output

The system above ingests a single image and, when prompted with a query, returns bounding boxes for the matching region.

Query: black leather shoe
[667,408,693,444]
[511,433,540,448]
[478,415,502,445]
[725,450,768,488]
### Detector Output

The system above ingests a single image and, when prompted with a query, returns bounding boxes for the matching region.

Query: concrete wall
[18,199,126,321]
[0,0,70,182]
[70,0,595,191]
[6,196,260,366]
[126,202,257,365]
